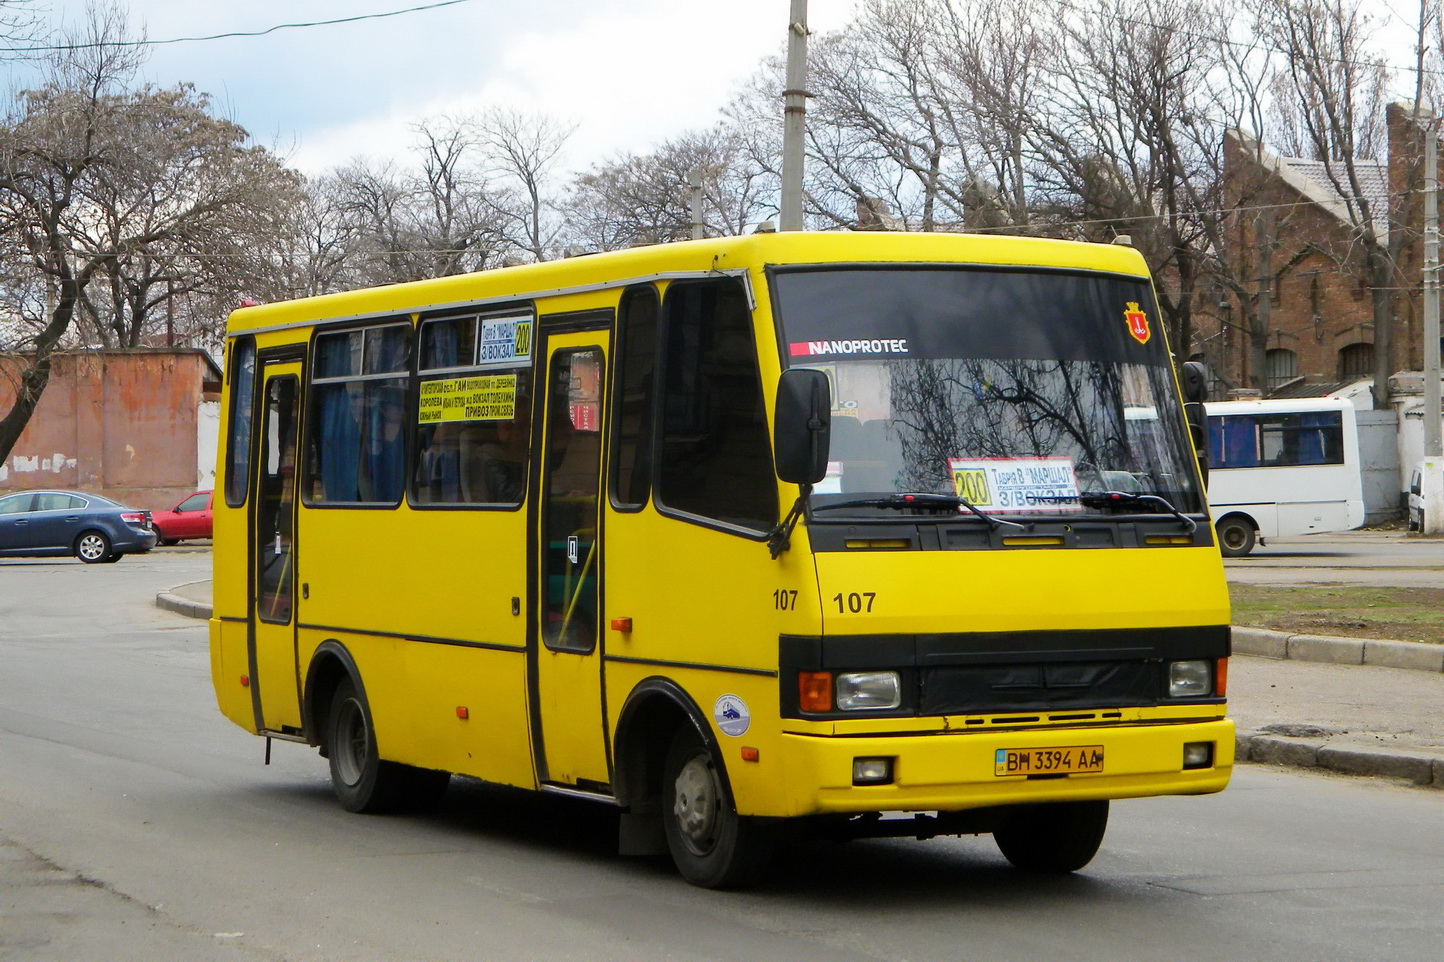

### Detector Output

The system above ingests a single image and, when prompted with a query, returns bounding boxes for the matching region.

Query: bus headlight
[1168,660,1212,697]
[836,671,901,710]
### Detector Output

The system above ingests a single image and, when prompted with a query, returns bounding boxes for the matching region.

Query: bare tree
[67,84,302,349]
[327,116,506,285]
[1029,0,1233,354]
[563,124,773,250]
[0,3,300,459]
[260,173,364,300]
[475,107,575,260]
[1255,0,1395,406]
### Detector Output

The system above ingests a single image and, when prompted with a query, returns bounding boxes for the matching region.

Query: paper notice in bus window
[418,374,517,423]
[948,457,1079,513]
[478,315,533,366]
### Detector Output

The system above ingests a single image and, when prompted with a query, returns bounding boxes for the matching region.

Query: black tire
[661,726,773,888]
[1215,516,1256,557]
[993,800,1109,873]
[158,537,179,547]
[326,676,441,813]
[74,530,112,564]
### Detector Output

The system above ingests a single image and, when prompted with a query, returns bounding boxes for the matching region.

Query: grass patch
[1228,584,1444,645]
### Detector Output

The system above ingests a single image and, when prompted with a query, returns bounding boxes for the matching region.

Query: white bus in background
[1204,397,1366,556]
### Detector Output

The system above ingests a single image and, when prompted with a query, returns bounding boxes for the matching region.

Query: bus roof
[1204,396,1355,414]
[227,231,1153,338]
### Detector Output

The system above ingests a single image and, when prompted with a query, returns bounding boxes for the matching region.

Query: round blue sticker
[713,694,750,737]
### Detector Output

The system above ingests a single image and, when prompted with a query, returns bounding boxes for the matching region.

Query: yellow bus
[210,231,1232,888]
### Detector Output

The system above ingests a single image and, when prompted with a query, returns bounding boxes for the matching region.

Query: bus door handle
[567,535,579,565]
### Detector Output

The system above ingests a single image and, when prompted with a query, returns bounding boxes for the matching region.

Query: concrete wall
[0,350,220,512]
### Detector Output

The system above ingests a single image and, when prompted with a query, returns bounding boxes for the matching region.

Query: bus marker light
[456,706,470,720]
[741,747,760,762]
[798,671,833,713]
[611,617,633,633]
[240,675,250,687]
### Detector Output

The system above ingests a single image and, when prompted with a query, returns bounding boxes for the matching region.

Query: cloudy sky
[16,0,857,176]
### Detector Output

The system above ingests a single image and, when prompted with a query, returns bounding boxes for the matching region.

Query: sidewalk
[156,580,1444,789]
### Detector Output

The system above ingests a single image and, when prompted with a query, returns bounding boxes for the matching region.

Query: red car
[151,490,213,545]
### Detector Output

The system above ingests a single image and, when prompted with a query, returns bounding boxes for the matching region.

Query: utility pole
[1423,119,1443,533]
[689,168,704,241]
[779,0,808,231]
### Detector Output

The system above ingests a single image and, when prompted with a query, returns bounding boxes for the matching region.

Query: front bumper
[768,718,1234,817]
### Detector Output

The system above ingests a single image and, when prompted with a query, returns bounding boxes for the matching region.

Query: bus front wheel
[662,727,773,888]
[326,676,448,813]
[1215,516,1256,557]
[993,800,1109,873]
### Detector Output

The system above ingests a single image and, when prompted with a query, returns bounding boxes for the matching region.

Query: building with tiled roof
[1200,104,1433,403]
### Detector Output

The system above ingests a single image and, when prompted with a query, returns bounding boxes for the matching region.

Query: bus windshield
[772,266,1205,518]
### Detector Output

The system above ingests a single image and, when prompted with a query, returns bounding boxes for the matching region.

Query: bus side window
[224,337,257,507]
[655,279,777,532]
[306,323,411,505]
[610,285,659,509]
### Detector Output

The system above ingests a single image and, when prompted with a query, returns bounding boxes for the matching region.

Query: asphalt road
[3,551,1443,961]
[1224,529,1444,586]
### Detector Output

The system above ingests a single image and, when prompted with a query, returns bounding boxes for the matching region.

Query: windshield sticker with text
[949,457,1080,513]
[789,338,910,358]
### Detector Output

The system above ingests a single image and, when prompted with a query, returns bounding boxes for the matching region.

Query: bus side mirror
[1185,402,1209,488]
[1179,361,1210,487]
[1180,361,1208,404]
[773,368,831,485]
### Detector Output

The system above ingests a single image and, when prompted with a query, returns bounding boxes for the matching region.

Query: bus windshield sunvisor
[772,267,1206,517]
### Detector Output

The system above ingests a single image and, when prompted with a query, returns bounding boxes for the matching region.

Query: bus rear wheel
[662,727,773,888]
[1215,516,1256,557]
[993,800,1109,873]
[327,677,448,813]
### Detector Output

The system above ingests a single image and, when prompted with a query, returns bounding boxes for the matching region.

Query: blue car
[0,489,157,563]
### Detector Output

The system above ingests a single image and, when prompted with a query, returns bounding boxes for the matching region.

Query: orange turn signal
[740,746,760,762]
[798,671,833,713]
[456,706,470,720]
[1215,658,1229,697]
[611,617,633,633]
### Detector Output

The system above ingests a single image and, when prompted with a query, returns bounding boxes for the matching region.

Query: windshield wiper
[1076,490,1198,533]
[812,493,1032,531]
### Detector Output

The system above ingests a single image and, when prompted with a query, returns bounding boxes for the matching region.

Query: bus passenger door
[532,331,610,788]
[249,362,303,733]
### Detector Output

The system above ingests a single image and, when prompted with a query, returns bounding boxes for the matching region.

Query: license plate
[995,745,1104,777]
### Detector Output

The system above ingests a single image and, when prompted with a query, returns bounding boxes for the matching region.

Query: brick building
[0,349,221,512]
[1202,103,1439,400]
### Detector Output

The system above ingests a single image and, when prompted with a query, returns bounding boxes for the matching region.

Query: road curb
[1236,730,1443,788]
[1232,626,1444,672]
[155,583,212,620]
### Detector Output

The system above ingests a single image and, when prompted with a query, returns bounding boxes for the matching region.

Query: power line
[1,0,475,53]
